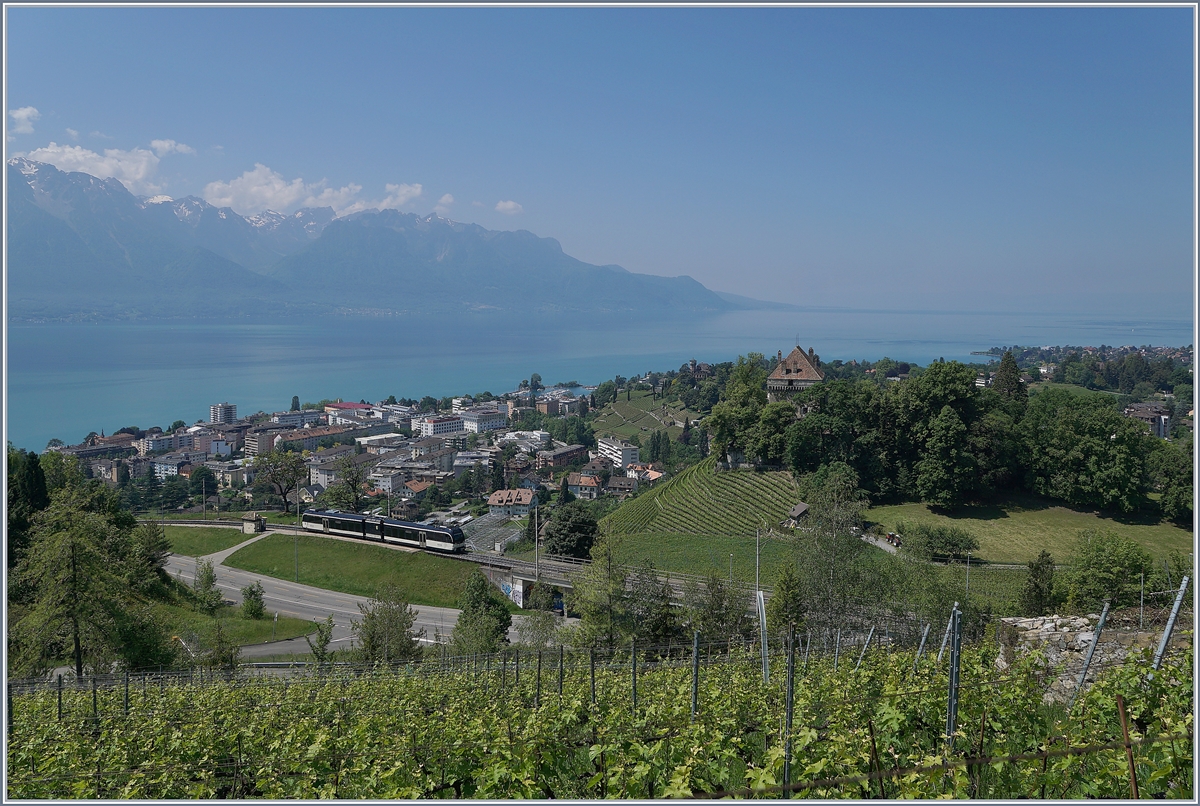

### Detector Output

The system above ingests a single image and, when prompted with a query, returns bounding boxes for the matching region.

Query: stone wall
[995,612,1189,704]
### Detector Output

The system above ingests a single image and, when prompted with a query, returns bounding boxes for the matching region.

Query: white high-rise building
[209,402,237,423]
[598,437,639,469]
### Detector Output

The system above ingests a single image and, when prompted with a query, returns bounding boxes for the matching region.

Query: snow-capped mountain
[8,157,752,321]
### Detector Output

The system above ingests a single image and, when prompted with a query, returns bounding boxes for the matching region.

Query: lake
[5,308,1192,451]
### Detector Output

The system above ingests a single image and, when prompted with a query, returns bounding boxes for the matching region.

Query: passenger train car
[300,509,467,553]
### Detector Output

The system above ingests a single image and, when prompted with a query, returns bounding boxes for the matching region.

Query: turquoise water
[5,309,1191,451]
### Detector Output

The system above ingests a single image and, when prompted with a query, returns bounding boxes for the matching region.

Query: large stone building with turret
[766,346,825,402]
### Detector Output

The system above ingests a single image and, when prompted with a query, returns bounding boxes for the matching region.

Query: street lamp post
[965,552,971,599]
[729,553,733,586]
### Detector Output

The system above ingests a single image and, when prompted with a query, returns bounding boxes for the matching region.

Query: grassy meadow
[222,534,479,608]
[165,525,252,557]
[865,497,1193,564]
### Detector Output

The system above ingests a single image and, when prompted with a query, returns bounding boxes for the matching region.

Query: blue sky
[5,6,1194,317]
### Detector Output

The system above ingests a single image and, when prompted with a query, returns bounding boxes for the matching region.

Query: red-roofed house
[487,488,535,516]
[566,472,601,500]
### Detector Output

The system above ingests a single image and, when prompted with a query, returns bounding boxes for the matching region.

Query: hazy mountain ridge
[7,159,785,320]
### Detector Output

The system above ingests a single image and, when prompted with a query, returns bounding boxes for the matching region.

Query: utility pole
[755,527,760,595]
[534,506,539,581]
[964,552,971,599]
[729,553,733,586]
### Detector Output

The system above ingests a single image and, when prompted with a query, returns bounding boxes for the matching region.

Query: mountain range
[6,158,783,321]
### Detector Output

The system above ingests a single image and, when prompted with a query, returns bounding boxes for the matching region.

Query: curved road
[165,527,527,658]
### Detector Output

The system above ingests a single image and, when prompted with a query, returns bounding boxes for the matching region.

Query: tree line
[704,351,1192,523]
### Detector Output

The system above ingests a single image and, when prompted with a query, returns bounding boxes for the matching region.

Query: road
[165,529,527,657]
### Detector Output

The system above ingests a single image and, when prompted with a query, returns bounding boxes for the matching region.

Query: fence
[7,626,1192,799]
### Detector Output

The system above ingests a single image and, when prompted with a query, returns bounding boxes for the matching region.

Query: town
[40,342,1193,526]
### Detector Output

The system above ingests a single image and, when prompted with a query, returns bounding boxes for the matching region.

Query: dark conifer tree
[992,351,1027,406]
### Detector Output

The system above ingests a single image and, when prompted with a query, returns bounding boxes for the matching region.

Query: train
[300,509,467,553]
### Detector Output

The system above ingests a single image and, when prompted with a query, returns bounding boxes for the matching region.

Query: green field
[591,390,703,441]
[165,525,252,557]
[1027,381,1124,399]
[158,602,316,647]
[223,534,479,608]
[601,456,800,538]
[611,532,796,584]
[865,498,1193,564]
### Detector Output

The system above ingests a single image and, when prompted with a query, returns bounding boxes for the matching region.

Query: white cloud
[150,138,195,157]
[20,142,164,194]
[472,200,484,207]
[495,200,523,215]
[203,163,387,216]
[8,106,40,139]
[203,164,311,214]
[382,183,423,209]
[65,128,79,140]
[434,193,454,215]
[89,130,112,139]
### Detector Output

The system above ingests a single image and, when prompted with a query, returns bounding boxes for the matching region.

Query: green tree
[325,453,372,514]
[189,465,218,499]
[352,583,425,664]
[1065,530,1153,612]
[240,580,266,620]
[1022,388,1149,513]
[593,380,617,408]
[747,401,796,465]
[451,570,512,654]
[765,561,807,631]
[1147,436,1193,525]
[169,420,187,432]
[542,501,597,558]
[193,558,223,615]
[7,447,50,568]
[915,405,976,507]
[516,584,560,648]
[568,537,630,649]
[707,353,768,459]
[305,615,336,666]
[626,562,680,648]
[682,573,748,640]
[161,475,190,510]
[254,450,309,514]
[207,620,241,670]
[291,395,301,412]
[11,501,129,676]
[557,474,575,505]
[896,521,979,561]
[129,522,172,594]
[40,451,85,495]
[1020,550,1057,616]
[139,470,162,511]
[992,351,1027,413]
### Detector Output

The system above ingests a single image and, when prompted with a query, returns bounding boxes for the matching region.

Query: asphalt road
[166,530,527,657]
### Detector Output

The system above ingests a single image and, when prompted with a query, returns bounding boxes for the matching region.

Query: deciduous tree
[543,501,597,558]
[352,583,425,664]
[254,450,308,514]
